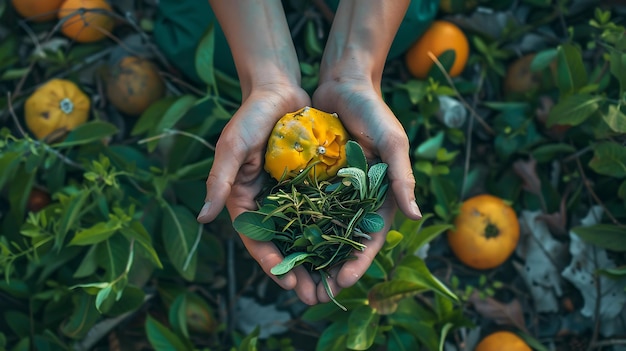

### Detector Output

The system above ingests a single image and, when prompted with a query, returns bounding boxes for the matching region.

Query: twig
[427,52,495,135]
[137,129,216,151]
[6,92,28,138]
[460,65,486,199]
[575,156,624,226]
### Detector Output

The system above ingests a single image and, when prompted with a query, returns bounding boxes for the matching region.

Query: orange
[447,194,520,270]
[24,78,91,140]
[58,0,115,43]
[405,20,469,79]
[105,56,166,116]
[11,0,64,22]
[475,331,531,351]
[27,188,52,212]
[264,106,349,181]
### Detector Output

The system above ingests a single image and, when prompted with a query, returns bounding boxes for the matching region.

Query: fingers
[336,199,396,288]
[379,135,423,221]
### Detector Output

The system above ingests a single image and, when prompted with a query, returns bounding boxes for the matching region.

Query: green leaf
[304,19,324,57]
[57,191,89,250]
[148,95,198,152]
[555,43,588,93]
[546,94,601,127]
[145,315,191,351]
[602,104,626,133]
[388,314,439,351]
[609,50,626,93]
[588,142,626,178]
[316,320,349,351]
[303,225,324,245]
[0,151,21,190]
[397,80,429,105]
[346,305,379,350]
[60,292,100,339]
[161,204,200,281]
[169,293,190,338]
[97,234,130,281]
[428,49,456,82]
[367,162,388,197]
[384,230,404,251]
[132,97,178,136]
[232,211,277,241]
[387,328,418,351]
[270,252,313,276]
[396,255,458,302]
[238,326,260,351]
[120,221,163,268]
[346,140,368,171]
[359,212,385,233]
[406,223,453,255]
[337,167,367,200]
[95,285,112,312]
[414,131,444,160]
[69,221,119,246]
[53,121,118,148]
[531,143,576,163]
[438,323,455,351]
[195,23,216,87]
[571,224,626,251]
[368,280,427,315]
[530,48,557,72]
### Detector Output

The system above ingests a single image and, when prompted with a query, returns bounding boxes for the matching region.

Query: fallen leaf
[235,297,292,339]
[516,210,568,313]
[468,291,528,333]
[513,158,542,196]
[561,206,626,337]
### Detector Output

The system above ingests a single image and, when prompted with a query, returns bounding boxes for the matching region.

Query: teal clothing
[153,0,438,84]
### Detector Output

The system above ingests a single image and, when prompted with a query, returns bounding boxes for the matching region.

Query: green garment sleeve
[153,0,237,83]
[153,0,438,83]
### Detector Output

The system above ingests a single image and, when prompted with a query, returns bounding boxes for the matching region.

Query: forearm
[208,0,301,96]
[319,0,409,86]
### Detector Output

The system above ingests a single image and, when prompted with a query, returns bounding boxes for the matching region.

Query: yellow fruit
[447,194,520,270]
[11,0,64,22]
[475,331,531,351]
[58,0,115,43]
[105,56,166,116]
[405,20,469,79]
[24,79,90,140]
[264,106,349,181]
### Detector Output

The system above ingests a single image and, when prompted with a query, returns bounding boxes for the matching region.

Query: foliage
[0,0,625,350]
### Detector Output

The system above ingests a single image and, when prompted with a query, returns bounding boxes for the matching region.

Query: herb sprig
[233,141,389,309]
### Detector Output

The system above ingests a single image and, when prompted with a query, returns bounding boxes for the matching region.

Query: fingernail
[197,201,211,220]
[411,201,423,219]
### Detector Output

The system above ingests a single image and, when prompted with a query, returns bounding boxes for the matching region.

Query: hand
[197,84,327,305]
[311,77,422,302]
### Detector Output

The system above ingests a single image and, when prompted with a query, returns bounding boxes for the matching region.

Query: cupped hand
[311,77,423,302]
[197,83,324,305]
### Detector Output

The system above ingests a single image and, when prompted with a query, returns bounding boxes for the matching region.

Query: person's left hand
[311,77,423,303]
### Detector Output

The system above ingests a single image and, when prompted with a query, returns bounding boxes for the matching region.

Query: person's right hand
[197,83,326,305]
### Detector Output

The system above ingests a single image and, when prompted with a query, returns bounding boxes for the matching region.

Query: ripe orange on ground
[405,20,469,79]
[475,331,531,351]
[447,194,520,270]
[264,106,349,181]
[11,0,64,22]
[58,0,115,43]
[105,56,166,116]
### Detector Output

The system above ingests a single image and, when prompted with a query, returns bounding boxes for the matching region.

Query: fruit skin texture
[11,0,64,22]
[25,79,91,140]
[265,106,349,181]
[447,194,520,270]
[27,188,51,212]
[58,0,114,43]
[105,56,166,116]
[475,331,531,351]
[405,20,469,79]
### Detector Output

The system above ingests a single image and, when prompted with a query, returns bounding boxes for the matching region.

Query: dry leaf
[235,297,292,339]
[513,158,542,196]
[468,291,528,333]
[561,206,626,337]
[516,210,568,313]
